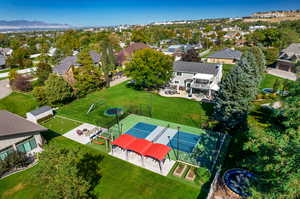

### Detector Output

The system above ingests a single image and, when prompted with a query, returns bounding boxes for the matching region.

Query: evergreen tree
[213,50,263,130]
[100,37,116,88]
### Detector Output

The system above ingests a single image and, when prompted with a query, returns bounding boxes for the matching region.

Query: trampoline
[168,131,200,153]
[223,169,255,198]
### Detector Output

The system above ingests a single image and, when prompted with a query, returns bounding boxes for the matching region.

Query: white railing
[190,82,211,89]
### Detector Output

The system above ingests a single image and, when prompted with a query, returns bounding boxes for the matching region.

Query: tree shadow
[200,102,214,117]
[77,153,104,198]
[41,130,61,142]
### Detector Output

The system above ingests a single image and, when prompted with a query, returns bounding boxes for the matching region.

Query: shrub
[11,75,32,92]
[0,151,31,177]
[195,167,211,182]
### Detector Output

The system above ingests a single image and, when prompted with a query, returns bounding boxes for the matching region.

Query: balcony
[190,82,211,89]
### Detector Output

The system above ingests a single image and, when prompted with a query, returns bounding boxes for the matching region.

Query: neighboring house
[0,48,13,56]
[0,110,48,160]
[163,44,192,56]
[170,61,222,97]
[207,48,242,64]
[48,47,57,57]
[0,55,6,67]
[26,106,54,124]
[276,43,300,73]
[53,50,101,84]
[116,42,149,66]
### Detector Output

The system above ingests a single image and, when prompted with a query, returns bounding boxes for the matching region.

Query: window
[0,147,14,160]
[16,137,37,153]
[176,72,182,76]
[175,81,179,84]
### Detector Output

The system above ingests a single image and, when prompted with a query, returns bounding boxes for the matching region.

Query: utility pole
[177,127,180,160]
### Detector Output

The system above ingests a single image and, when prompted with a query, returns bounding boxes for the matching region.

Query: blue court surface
[168,132,200,153]
[125,122,200,153]
[125,122,157,139]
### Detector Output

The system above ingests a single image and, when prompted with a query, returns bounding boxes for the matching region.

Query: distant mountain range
[0,20,69,29]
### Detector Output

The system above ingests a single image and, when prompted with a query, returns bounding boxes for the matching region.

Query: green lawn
[0,117,202,199]
[41,116,82,135]
[58,82,213,129]
[260,74,290,89]
[0,92,38,117]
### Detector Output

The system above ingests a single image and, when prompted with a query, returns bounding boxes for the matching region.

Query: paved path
[110,76,129,87]
[0,67,37,78]
[267,68,298,81]
[0,79,12,99]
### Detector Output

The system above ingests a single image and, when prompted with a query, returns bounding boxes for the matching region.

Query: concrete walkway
[267,68,298,81]
[0,79,12,99]
[0,67,37,78]
[110,76,129,87]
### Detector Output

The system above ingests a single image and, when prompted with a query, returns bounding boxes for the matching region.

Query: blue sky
[0,0,299,26]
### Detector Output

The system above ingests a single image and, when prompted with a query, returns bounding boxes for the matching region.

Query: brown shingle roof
[0,110,48,137]
[116,42,149,65]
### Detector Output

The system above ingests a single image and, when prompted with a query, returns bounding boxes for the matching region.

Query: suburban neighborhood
[0,2,299,199]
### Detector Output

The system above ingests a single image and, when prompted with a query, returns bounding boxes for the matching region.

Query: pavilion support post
[141,155,144,167]
[158,160,162,174]
[126,150,128,160]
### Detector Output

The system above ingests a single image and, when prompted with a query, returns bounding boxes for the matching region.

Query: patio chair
[76,129,83,136]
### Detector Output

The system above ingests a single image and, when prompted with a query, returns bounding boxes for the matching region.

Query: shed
[26,106,53,123]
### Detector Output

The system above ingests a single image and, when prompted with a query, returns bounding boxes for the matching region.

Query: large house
[276,43,300,73]
[207,48,242,64]
[116,42,149,66]
[170,61,222,97]
[53,50,101,85]
[0,110,48,160]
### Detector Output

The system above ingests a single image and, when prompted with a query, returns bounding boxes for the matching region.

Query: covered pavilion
[111,134,172,175]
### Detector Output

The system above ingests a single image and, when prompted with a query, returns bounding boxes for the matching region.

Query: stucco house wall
[0,132,43,155]
[207,58,235,64]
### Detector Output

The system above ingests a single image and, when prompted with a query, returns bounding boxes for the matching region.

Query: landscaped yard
[0,92,38,117]
[0,117,202,199]
[58,82,213,129]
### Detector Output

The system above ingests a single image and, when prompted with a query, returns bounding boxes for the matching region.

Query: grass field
[0,92,38,117]
[58,82,213,129]
[0,117,203,199]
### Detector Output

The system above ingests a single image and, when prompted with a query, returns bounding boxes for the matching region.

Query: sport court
[111,114,224,169]
[125,122,200,153]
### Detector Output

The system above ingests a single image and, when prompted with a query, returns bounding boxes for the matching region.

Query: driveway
[267,68,298,81]
[0,79,12,99]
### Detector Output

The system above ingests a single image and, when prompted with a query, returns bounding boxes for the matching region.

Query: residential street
[0,67,37,78]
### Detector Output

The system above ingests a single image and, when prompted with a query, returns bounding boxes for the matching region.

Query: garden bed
[185,168,196,181]
[173,163,187,177]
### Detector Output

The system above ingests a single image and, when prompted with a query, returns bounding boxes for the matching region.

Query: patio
[63,123,107,144]
[159,88,209,101]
